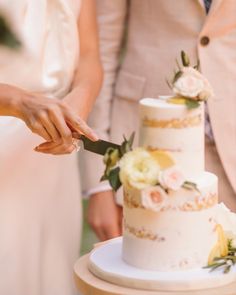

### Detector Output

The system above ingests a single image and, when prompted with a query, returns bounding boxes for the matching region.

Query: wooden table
[74,254,236,295]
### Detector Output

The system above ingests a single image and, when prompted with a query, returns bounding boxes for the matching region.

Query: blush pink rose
[160,166,185,191]
[141,186,167,211]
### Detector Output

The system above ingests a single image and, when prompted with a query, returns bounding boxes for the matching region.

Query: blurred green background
[80,199,98,256]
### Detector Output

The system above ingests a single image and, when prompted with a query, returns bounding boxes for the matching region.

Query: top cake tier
[139,97,204,179]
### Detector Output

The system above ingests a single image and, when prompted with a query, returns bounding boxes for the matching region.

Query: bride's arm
[0,84,20,117]
[0,83,98,149]
[64,0,103,120]
[36,0,103,154]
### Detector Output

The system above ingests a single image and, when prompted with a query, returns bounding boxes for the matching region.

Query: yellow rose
[119,148,160,189]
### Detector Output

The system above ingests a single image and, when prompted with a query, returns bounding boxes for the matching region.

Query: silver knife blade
[73,133,121,156]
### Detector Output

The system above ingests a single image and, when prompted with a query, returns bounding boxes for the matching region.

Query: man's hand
[87,190,123,241]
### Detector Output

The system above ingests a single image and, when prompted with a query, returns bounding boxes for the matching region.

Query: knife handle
[72,133,94,146]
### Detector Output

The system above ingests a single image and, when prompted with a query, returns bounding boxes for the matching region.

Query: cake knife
[72,133,121,156]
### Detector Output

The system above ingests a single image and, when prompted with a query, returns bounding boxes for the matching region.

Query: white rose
[173,67,214,100]
[141,186,168,211]
[119,148,160,189]
[159,166,185,191]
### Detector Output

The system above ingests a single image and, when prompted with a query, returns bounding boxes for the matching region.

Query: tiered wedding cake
[88,52,236,291]
[122,98,219,271]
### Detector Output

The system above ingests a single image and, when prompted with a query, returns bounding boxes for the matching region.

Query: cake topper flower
[166,51,214,109]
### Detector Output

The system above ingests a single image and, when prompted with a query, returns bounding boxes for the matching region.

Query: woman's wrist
[0,84,24,117]
[63,86,93,120]
[7,85,25,119]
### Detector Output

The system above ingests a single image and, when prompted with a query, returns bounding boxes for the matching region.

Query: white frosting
[123,206,218,271]
[139,98,204,178]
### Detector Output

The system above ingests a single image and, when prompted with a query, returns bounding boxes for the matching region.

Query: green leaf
[194,59,200,71]
[165,78,172,90]
[175,58,181,70]
[203,262,221,269]
[100,174,108,182]
[182,181,197,189]
[100,165,111,182]
[101,132,135,190]
[223,265,231,274]
[181,51,190,67]
[185,99,200,109]
[108,167,122,192]
[128,132,135,149]
[120,132,135,156]
[120,141,127,156]
[209,262,226,272]
[182,181,200,192]
[172,70,183,84]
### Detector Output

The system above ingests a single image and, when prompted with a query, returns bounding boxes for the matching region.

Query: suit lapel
[197,0,223,15]
[208,0,223,15]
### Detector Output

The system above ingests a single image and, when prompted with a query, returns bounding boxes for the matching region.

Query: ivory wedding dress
[0,1,82,294]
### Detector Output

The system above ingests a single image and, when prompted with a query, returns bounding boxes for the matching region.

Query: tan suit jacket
[80,0,236,198]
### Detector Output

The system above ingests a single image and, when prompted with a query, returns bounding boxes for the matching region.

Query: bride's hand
[14,89,98,144]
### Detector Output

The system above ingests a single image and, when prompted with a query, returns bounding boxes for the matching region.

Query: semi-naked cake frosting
[122,97,220,271]
[89,54,236,291]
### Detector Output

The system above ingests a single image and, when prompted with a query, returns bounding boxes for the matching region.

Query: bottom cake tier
[88,236,236,291]
[122,172,220,271]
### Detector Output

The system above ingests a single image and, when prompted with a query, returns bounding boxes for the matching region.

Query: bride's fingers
[49,110,73,144]
[38,112,61,143]
[28,120,52,141]
[35,142,76,155]
[35,141,60,150]
[65,110,99,142]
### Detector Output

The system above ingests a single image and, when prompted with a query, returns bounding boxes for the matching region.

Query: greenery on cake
[204,226,236,274]
[166,51,214,109]
[101,133,198,195]
[100,133,135,191]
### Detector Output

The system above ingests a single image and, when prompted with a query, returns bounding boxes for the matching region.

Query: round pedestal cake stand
[88,237,236,292]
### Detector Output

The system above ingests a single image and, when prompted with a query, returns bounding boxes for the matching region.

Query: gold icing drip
[124,219,165,242]
[142,114,202,128]
[124,190,217,212]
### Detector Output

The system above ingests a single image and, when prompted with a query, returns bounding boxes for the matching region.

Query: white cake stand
[88,237,236,292]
